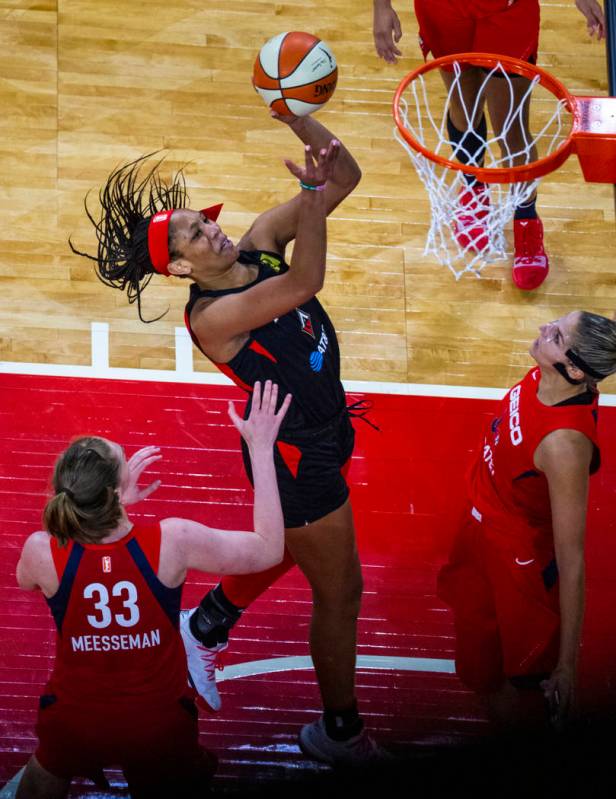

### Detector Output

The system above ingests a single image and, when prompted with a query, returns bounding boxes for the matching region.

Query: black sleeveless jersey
[184,250,346,433]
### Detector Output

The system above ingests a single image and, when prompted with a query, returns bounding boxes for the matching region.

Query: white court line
[1,321,615,403]
[0,656,454,797]
[0,771,23,799]
[216,654,456,682]
[91,322,109,370]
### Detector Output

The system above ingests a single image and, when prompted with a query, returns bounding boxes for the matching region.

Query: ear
[565,361,585,383]
[167,259,193,277]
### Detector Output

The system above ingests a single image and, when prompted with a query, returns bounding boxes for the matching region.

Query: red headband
[147,204,224,276]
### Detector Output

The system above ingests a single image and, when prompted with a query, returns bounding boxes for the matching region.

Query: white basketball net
[395,61,570,279]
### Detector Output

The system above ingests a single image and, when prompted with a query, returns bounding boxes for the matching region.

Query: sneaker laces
[195,641,226,677]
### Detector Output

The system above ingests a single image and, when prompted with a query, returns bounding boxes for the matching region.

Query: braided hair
[69,154,188,322]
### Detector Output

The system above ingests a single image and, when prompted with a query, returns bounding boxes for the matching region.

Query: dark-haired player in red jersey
[373,0,606,290]
[437,311,616,729]
[15,381,289,799]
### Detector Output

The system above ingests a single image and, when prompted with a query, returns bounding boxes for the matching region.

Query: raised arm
[239,114,361,254]
[160,381,291,583]
[190,141,339,361]
[534,428,594,728]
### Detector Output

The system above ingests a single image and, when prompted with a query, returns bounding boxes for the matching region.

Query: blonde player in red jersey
[437,312,616,729]
[15,381,290,799]
[372,0,606,290]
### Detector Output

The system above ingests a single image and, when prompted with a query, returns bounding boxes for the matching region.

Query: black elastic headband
[565,349,607,381]
[553,362,584,386]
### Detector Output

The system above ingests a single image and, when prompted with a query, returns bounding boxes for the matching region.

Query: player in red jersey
[15,381,290,799]
[373,0,606,290]
[437,311,616,729]
[70,116,385,766]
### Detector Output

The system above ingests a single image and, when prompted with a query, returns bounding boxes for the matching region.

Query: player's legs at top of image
[414,0,547,289]
[377,0,606,287]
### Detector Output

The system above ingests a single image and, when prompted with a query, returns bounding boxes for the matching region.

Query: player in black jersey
[71,113,386,766]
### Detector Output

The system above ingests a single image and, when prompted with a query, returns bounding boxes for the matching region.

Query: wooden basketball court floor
[2,0,616,795]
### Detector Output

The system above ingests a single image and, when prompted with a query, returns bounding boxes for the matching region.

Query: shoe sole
[298,728,335,766]
[512,265,549,291]
[180,613,223,714]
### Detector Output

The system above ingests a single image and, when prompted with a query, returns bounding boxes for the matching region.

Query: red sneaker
[512,217,549,290]
[453,184,490,252]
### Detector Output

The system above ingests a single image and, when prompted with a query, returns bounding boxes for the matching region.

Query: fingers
[248,381,291,417]
[270,109,299,124]
[227,400,242,431]
[252,379,262,411]
[283,157,302,179]
[128,446,160,465]
[127,447,162,482]
[267,381,279,413]
[139,479,162,501]
[260,379,273,412]
[252,380,279,414]
[375,34,401,63]
[138,454,163,470]
[324,139,340,162]
[276,391,292,419]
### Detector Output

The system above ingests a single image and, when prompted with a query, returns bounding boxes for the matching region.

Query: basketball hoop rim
[393,52,577,184]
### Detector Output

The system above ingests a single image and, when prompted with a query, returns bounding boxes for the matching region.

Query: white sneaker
[299,717,391,767]
[179,608,227,712]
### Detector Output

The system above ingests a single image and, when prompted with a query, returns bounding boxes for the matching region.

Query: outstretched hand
[575,0,605,39]
[373,0,403,63]
[120,446,162,506]
[228,380,292,449]
[283,139,340,188]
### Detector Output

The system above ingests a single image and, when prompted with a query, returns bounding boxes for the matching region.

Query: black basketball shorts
[241,409,355,528]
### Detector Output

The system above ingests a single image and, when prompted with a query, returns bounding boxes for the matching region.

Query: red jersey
[45,522,187,706]
[468,368,600,546]
[416,0,528,19]
[414,0,540,65]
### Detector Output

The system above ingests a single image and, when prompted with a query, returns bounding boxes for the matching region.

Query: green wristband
[299,180,326,192]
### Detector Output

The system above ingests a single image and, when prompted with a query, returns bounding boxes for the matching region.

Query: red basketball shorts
[35,692,215,795]
[437,509,560,693]
[414,0,540,66]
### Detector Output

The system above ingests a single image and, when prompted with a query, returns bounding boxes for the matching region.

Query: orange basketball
[252,32,337,117]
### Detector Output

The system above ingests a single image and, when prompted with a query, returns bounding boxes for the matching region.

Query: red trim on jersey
[133,523,161,574]
[50,539,74,581]
[248,340,278,363]
[277,441,302,478]
[184,305,254,393]
[184,307,203,350]
[215,362,253,393]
